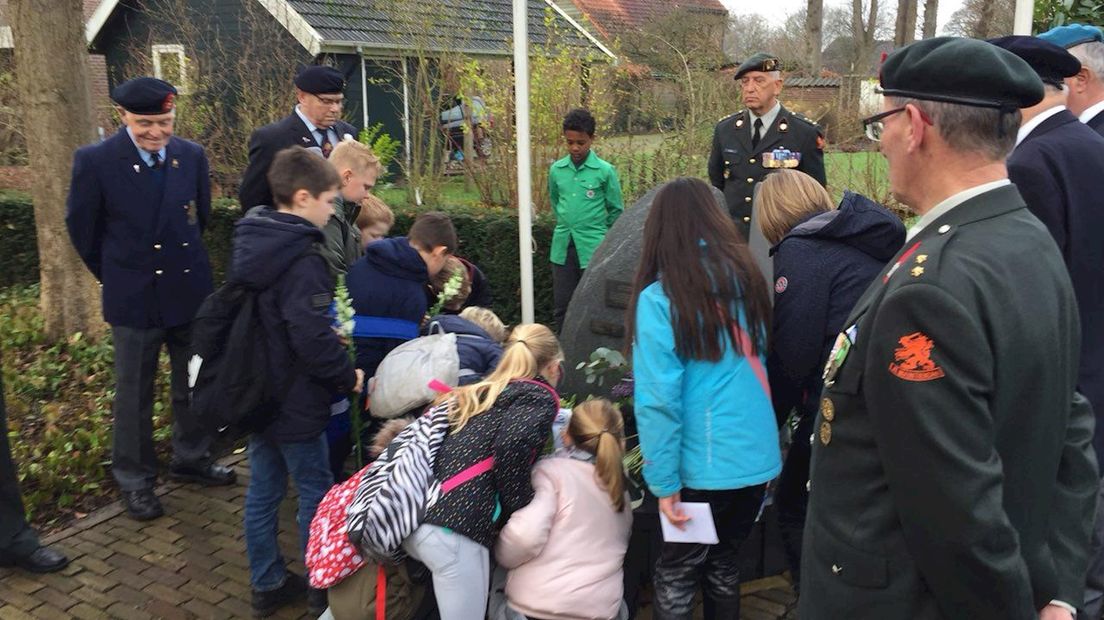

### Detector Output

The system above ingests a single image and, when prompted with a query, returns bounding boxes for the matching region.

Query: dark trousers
[111,324,210,492]
[0,360,40,561]
[1083,478,1104,619]
[775,413,813,592]
[653,485,766,620]
[552,239,583,333]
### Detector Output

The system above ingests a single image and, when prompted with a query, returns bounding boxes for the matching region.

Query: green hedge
[0,193,555,326]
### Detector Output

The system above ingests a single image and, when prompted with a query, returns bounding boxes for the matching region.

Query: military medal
[171,159,179,169]
[762,148,802,169]
[819,421,832,446]
[822,331,852,386]
[133,164,141,173]
[820,397,835,422]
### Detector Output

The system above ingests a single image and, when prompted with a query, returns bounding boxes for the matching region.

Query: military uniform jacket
[798,185,1098,619]
[238,112,357,209]
[66,129,215,329]
[1087,108,1104,137]
[1007,109,1104,463]
[707,104,826,237]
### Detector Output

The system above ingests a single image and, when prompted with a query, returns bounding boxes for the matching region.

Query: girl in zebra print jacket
[401,323,563,619]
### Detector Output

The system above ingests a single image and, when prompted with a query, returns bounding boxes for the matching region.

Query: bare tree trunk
[807,0,824,75]
[895,0,919,46]
[973,0,997,38]
[922,0,939,38]
[850,0,880,73]
[11,0,104,341]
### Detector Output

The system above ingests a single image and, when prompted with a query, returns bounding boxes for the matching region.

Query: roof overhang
[82,0,613,62]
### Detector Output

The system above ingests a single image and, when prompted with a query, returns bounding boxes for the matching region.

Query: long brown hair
[625,177,771,361]
[568,399,626,512]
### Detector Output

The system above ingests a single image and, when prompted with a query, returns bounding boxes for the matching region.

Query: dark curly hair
[562,108,596,136]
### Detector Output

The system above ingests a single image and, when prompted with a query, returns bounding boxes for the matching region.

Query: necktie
[150,151,162,170]
[317,129,333,158]
[752,118,763,149]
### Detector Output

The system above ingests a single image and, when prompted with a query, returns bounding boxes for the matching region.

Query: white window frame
[152,44,188,93]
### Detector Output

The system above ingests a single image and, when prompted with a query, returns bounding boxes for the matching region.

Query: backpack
[368,331,459,419]
[345,400,494,564]
[189,248,317,439]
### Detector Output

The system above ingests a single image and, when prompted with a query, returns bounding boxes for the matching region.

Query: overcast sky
[721,0,968,35]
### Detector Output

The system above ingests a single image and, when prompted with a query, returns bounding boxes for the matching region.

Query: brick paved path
[0,454,796,619]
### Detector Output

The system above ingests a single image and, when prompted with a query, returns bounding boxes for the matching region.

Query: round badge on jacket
[775,276,788,294]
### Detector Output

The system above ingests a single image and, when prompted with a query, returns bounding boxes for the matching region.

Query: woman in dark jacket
[757,169,905,595]
[403,323,563,619]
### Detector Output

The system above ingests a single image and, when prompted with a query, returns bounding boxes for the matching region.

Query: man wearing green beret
[708,53,826,239]
[800,37,1098,620]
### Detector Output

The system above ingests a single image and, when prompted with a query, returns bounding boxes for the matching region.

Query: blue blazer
[1007,108,1104,462]
[66,128,214,328]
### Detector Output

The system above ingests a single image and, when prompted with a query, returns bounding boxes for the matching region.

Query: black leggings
[653,485,766,620]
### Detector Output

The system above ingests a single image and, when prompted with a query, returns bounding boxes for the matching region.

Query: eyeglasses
[861,105,934,141]
[313,94,344,107]
[861,107,906,141]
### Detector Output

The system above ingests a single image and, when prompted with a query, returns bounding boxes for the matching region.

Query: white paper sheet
[659,502,720,544]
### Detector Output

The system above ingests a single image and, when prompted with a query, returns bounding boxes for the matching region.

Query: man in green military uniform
[800,37,1098,620]
[708,53,826,238]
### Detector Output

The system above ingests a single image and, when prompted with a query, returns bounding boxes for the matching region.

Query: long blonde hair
[568,399,627,512]
[440,323,562,433]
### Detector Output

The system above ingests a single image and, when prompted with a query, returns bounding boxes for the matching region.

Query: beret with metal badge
[735,52,781,80]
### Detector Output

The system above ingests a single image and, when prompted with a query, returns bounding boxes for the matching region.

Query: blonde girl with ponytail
[494,399,634,620]
[403,324,564,619]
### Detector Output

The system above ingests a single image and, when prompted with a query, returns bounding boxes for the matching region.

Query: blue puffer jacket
[229,209,357,442]
[423,314,504,385]
[767,192,905,423]
[632,281,782,498]
[346,236,429,376]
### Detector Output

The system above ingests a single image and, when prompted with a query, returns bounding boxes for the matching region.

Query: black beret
[735,53,781,80]
[879,37,1044,110]
[111,77,177,115]
[294,66,345,94]
[988,35,1081,88]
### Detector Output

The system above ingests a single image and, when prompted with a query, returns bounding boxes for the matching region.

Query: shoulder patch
[888,332,945,382]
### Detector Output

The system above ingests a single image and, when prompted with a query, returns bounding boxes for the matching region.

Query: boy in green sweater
[548,108,623,332]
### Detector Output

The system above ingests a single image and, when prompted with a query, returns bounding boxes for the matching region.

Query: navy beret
[735,53,781,80]
[111,77,177,115]
[879,37,1044,110]
[294,66,345,94]
[988,36,1081,87]
[1038,23,1104,49]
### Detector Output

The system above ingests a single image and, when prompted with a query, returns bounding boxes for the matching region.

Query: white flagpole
[514,0,535,324]
[1013,0,1035,35]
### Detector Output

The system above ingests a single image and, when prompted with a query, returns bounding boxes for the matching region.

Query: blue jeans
[244,433,333,591]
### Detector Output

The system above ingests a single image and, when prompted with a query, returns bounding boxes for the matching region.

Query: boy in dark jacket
[330,212,457,476]
[229,147,364,618]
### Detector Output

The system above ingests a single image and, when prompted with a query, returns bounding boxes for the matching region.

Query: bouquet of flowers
[427,268,464,317]
[334,274,364,468]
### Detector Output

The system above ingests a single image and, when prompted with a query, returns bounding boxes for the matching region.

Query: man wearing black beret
[993,34,1104,620]
[238,65,357,210]
[800,37,1097,620]
[66,77,236,522]
[708,52,826,239]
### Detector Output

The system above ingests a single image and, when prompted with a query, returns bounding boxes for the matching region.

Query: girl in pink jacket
[495,399,633,620]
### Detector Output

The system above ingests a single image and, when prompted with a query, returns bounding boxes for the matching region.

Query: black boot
[251,572,307,618]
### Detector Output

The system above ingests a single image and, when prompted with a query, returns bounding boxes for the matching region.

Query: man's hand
[658,492,691,530]
[1039,603,1074,620]
[353,369,365,394]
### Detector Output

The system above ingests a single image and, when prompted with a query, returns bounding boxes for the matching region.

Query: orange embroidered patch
[888,332,945,381]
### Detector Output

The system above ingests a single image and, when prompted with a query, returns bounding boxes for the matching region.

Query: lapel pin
[780,121,789,132]
[133,164,140,173]
[736,119,744,128]
[302,136,312,144]
[171,159,179,168]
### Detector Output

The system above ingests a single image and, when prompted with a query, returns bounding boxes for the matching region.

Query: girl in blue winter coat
[627,177,781,620]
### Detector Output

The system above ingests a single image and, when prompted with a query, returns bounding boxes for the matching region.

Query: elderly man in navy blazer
[237,65,357,209]
[992,36,1104,619]
[66,77,235,522]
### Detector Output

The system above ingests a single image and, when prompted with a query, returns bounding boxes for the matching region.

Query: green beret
[880,37,1044,110]
[735,53,781,80]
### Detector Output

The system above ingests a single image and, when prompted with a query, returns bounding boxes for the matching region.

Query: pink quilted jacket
[495,457,633,620]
